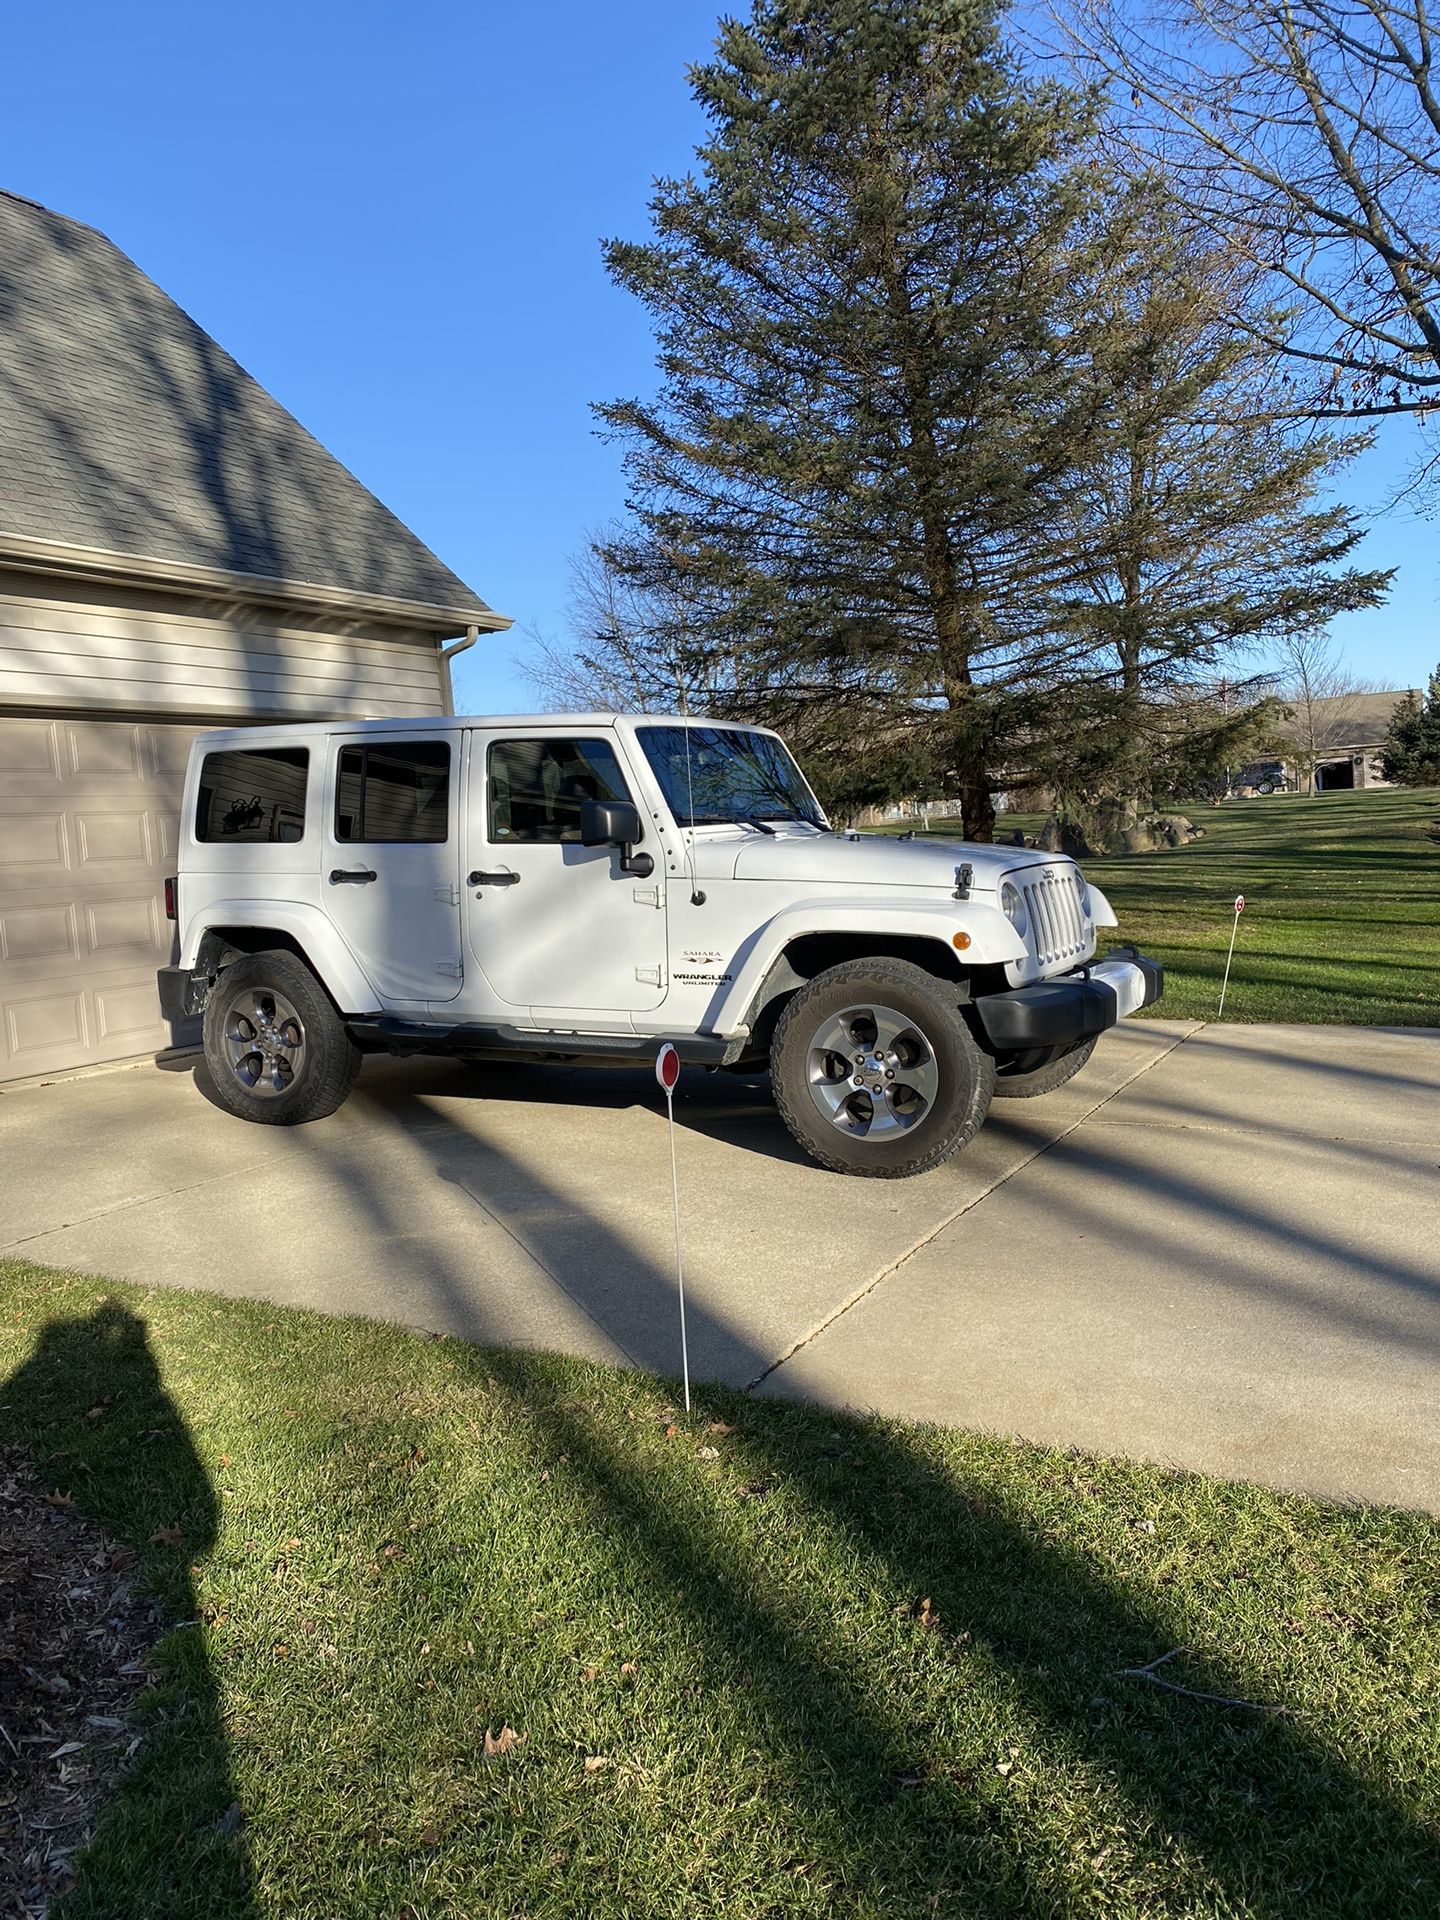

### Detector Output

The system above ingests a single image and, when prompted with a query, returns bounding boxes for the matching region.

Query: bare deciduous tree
[1274,631,1380,790]
[1049,0,1440,432]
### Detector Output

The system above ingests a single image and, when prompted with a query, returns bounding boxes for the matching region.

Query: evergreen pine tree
[597,0,1100,838]
[1381,668,1440,787]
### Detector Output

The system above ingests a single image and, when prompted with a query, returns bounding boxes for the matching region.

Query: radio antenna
[678,680,705,906]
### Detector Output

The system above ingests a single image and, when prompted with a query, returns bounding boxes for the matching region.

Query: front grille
[1014,865,1088,969]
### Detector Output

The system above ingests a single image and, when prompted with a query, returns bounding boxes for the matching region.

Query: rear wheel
[770,959,993,1178]
[202,950,361,1125]
[991,1034,1097,1100]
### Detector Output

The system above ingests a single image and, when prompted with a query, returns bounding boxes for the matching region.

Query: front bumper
[973,947,1163,1052]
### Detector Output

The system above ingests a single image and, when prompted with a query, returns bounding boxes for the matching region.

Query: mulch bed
[0,1455,165,1919]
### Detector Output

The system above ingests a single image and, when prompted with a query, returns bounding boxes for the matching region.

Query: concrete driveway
[2,1020,1437,1510]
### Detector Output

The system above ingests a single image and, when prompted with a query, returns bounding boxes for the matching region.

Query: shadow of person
[0,1302,257,1917]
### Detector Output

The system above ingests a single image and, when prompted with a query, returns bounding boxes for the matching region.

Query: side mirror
[579,798,654,878]
[581,798,640,847]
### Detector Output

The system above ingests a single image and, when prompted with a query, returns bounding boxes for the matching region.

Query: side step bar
[348,1017,746,1069]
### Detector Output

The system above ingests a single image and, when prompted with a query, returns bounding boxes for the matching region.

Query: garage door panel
[4,986,89,1067]
[0,901,78,965]
[0,715,205,1081]
[75,808,152,868]
[0,810,70,877]
[65,721,143,778]
[0,718,61,791]
[95,979,171,1045]
[86,896,161,960]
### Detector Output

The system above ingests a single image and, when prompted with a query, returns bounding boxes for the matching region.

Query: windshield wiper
[743,818,777,836]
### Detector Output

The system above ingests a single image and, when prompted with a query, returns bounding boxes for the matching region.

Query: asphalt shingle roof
[0,188,492,620]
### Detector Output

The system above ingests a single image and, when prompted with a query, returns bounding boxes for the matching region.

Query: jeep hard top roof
[190,713,770,750]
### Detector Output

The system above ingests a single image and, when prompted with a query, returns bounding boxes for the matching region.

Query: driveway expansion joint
[744,1022,1201,1395]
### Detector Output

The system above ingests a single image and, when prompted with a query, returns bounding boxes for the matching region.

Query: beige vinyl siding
[0,567,446,721]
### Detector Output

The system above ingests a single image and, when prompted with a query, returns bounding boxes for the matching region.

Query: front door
[321,733,462,1005]
[463,731,666,1020]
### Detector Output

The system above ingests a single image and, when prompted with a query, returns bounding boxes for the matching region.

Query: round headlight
[1001,881,1028,937]
[1076,878,1093,919]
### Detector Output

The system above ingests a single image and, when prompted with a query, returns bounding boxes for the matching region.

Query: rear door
[321,732,462,1005]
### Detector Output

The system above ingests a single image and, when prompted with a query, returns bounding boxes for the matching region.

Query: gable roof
[1282,689,1418,752]
[0,188,502,629]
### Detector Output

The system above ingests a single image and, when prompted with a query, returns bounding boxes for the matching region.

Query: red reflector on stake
[655,1043,681,1094]
[1235,894,1245,913]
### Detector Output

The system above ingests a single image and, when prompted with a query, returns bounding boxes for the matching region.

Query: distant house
[0,187,509,1083]
[1278,689,1417,793]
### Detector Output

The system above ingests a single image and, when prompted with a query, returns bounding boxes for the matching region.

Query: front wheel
[202,950,361,1125]
[770,959,994,1178]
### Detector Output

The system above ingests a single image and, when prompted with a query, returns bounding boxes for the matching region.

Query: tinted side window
[489,738,630,844]
[335,740,450,844]
[196,747,309,843]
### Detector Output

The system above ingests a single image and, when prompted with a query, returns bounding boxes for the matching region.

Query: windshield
[636,726,827,829]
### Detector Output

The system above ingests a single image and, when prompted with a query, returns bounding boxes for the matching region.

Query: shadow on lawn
[0,1305,255,1918]
[294,1071,1440,1916]
[474,1350,1440,1919]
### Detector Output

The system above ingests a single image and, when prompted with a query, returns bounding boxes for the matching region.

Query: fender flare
[179,899,381,1014]
[702,897,1027,1036]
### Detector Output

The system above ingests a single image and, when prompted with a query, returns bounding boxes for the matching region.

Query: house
[1278,688,1417,792]
[0,187,509,1084]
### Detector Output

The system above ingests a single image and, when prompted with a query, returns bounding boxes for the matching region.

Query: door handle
[468,869,520,887]
[329,867,378,885]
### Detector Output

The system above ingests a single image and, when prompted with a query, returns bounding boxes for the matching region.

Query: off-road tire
[202,949,361,1125]
[991,1034,1097,1100]
[770,958,994,1178]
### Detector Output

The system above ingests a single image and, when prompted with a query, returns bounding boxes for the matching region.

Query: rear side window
[488,737,631,843]
[195,747,309,843]
[335,740,450,843]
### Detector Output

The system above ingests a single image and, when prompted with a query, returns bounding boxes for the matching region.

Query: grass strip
[2,1260,1438,1918]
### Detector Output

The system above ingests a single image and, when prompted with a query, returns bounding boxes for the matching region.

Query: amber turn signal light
[952,931,971,951]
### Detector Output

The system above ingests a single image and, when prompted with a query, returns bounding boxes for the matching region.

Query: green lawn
[4,1262,1440,1918]
[878,788,1440,1025]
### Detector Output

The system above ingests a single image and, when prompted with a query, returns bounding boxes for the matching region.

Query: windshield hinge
[953,863,973,900]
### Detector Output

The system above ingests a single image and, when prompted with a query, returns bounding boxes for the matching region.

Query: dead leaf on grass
[583,1755,610,1773]
[46,1490,74,1509]
[620,1661,637,1676]
[148,1525,183,1547]
[696,1445,720,1460]
[483,1724,525,1761]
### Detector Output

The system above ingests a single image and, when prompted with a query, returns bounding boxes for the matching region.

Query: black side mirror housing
[579,798,654,877]
[581,798,640,847]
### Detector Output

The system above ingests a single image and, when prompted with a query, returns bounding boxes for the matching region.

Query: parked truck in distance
[158,715,1162,1178]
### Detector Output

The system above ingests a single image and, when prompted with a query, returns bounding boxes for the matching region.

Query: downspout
[439,624,479,716]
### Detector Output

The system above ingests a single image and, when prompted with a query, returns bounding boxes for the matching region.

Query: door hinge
[434,884,461,906]
[632,885,663,909]
[435,959,464,978]
[635,965,665,987]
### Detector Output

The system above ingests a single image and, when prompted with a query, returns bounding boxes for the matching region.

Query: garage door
[0,715,205,1083]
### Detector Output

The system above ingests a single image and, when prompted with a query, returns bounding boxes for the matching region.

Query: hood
[723,832,1063,890]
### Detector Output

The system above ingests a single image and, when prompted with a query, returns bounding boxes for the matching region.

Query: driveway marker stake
[655,1043,691,1413]
[1217,893,1245,1020]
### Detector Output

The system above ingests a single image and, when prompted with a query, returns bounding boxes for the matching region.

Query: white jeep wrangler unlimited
[158,714,1161,1178]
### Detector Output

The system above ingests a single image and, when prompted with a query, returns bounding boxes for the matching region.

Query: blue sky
[3,0,1435,708]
